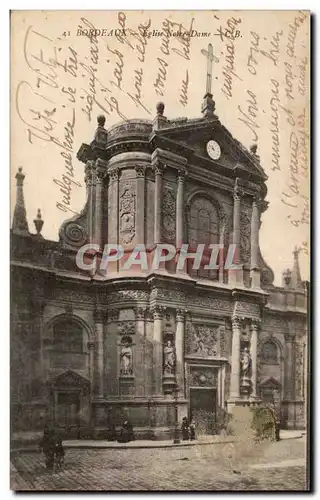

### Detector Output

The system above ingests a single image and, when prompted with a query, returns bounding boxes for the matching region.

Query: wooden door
[190,388,217,435]
[56,391,80,439]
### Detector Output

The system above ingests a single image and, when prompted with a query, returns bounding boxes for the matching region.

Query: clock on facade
[206,140,221,160]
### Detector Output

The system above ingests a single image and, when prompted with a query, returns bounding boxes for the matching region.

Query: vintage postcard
[10,10,310,491]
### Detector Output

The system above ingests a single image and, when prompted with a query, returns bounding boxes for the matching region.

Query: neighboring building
[11,94,308,442]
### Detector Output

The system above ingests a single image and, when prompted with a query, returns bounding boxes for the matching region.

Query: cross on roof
[201,43,219,96]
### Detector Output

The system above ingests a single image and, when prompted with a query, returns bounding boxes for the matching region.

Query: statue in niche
[241,347,251,376]
[120,338,133,376]
[164,340,176,376]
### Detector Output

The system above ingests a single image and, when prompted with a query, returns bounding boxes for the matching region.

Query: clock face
[206,140,221,160]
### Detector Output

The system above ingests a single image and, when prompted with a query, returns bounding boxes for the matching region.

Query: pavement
[10,433,309,491]
[12,429,303,452]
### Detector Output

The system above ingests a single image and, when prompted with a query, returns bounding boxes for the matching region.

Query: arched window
[53,319,83,353]
[187,196,219,280]
[261,341,278,364]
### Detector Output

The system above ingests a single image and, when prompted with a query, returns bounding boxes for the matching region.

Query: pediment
[260,377,281,389]
[156,118,267,182]
[49,370,90,389]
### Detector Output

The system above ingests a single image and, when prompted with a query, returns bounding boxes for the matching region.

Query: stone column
[85,160,95,244]
[94,310,105,399]
[134,307,146,396]
[229,182,243,285]
[154,164,164,244]
[176,170,185,250]
[135,166,145,245]
[87,341,95,396]
[175,309,185,398]
[250,319,260,399]
[221,364,226,407]
[284,332,296,428]
[250,195,261,288]
[153,306,164,396]
[95,164,105,250]
[284,333,295,401]
[229,316,241,400]
[219,215,226,283]
[108,168,119,244]
[108,168,119,273]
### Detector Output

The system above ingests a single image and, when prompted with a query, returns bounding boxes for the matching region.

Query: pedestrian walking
[181,417,189,441]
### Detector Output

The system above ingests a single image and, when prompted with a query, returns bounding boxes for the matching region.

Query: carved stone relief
[189,366,218,387]
[151,288,186,303]
[240,205,252,264]
[234,301,260,318]
[186,323,219,357]
[106,290,149,303]
[118,321,135,336]
[219,325,227,358]
[119,183,135,244]
[161,187,176,242]
[187,295,230,312]
[294,343,304,400]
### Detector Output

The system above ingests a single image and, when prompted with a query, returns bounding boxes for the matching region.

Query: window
[53,319,83,353]
[188,196,219,280]
[261,341,278,364]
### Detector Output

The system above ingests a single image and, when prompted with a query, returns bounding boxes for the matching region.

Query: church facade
[11,96,308,443]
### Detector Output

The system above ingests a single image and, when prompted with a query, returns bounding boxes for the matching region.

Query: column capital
[85,160,96,186]
[109,167,119,183]
[96,168,106,184]
[87,341,96,350]
[177,170,186,183]
[152,305,165,320]
[153,163,165,176]
[232,316,242,329]
[252,193,261,205]
[135,165,145,178]
[233,186,243,202]
[251,318,261,330]
[134,307,147,320]
[94,308,105,323]
[107,309,119,322]
[176,309,186,322]
[285,332,296,343]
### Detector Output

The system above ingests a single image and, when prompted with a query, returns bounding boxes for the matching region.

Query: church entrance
[190,388,217,435]
[49,370,91,439]
[56,391,80,439]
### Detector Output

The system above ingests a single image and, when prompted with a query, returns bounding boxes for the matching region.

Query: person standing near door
[39,425,56,471]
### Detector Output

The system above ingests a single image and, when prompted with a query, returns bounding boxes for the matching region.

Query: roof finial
[201,43,218,119]
[153,102,167,131]
[291,246,302,288]
[92,115,108,148]
[33,208,44,237]
[12,167,29,236]
[156,102,165,116]
[250,143,260,163]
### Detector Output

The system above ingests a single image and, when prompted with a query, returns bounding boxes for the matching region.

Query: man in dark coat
[181,417,189,441]
[40,425,56,470]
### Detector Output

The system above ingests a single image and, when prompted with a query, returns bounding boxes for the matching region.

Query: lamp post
[173,382,180,444]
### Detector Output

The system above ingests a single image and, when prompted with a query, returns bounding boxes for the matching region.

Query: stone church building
[11,92,308,442]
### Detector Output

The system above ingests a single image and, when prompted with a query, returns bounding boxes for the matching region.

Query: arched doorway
[49,370,90,439]
[45,315,92,439]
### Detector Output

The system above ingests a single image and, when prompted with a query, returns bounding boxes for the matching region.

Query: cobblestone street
[11,436,309,491]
